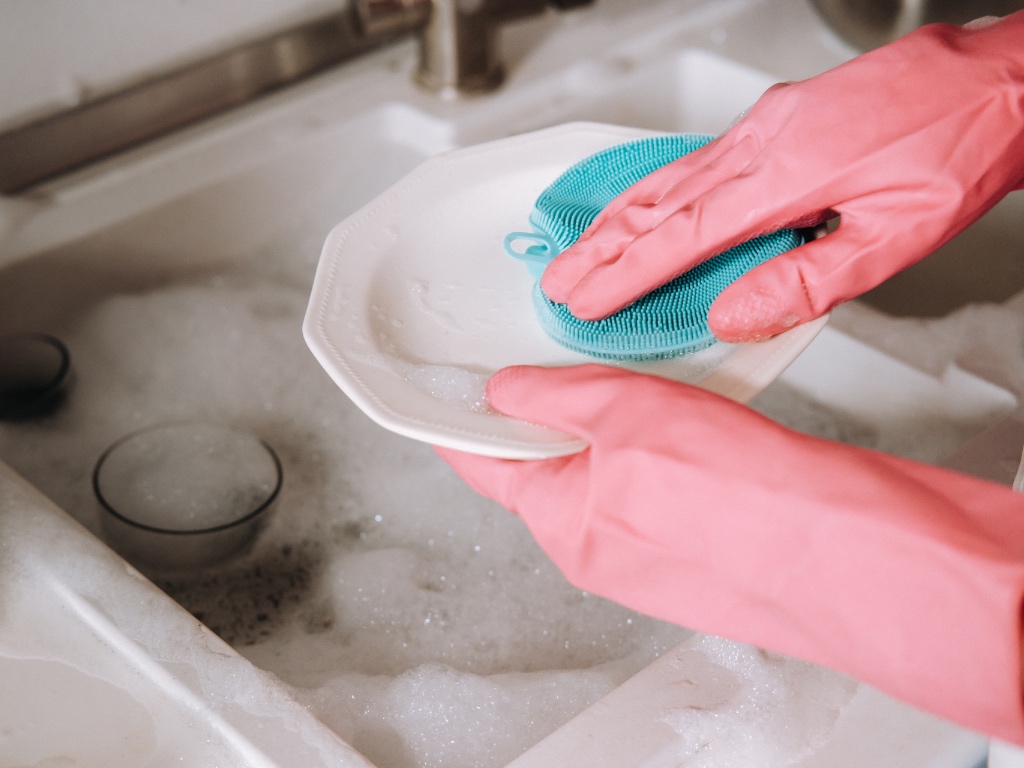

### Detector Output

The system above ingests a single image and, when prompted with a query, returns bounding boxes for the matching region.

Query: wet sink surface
[861,191,1024,317]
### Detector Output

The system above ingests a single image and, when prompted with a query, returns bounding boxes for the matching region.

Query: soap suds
[0,262,687,768]
[94,422,279,530]
[661,636,857,768]
[360,352,493,413]
[4,237,1016,766]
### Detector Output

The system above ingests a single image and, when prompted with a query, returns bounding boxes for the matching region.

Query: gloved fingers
[434,370,599,519]
[557,172,824,321]
[576,135,735,242]
[611,83,796,231]
[541,137,745,305]
[485,364,722,449]
[540,203,661,305]
[484,364,641,440]
[571,80,790,248]
[707,223,894,342]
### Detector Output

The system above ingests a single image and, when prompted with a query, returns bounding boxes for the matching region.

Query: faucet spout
[357,0,593,95]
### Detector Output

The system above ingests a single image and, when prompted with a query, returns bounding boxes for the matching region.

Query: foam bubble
[662,636,857,768]
[298,662,632,768]
[0,263,687,767]
[10,223,1014,766]
[362,354,492,413]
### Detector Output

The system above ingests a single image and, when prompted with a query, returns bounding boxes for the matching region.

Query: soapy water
[0,254,867,768]
[752,297,1024,465]
[0,261,684,768]
[363,277,734,415]
[751,381,895,459]
[0,656,159,767]
[362,352,493,413]
[6,245,1023,767]
[94,421,280,530]
[661,637,857,768]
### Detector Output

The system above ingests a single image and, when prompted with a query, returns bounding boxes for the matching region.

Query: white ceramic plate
[304,122,828,459]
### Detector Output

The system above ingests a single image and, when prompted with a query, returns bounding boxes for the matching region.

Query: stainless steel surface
[859,191,1024,316]
[808,0,1024,50]
[941,413,1024,486]
[0,0,594,192]
[407,0,593,94]
[415,0,543,93]
[353,0,431,38]
[0,10,412,193]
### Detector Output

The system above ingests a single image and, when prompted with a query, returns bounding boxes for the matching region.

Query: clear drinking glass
[94,421,282,572]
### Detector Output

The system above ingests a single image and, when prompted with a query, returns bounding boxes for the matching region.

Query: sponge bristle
[519,134,803,361]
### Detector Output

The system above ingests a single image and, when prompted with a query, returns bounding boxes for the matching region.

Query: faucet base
[414,0,513,95]
[415,63,505,95]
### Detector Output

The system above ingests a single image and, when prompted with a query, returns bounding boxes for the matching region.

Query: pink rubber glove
[436,365,1024,743]
[542,14,1024,342]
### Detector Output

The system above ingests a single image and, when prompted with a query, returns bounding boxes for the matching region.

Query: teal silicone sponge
[503,134,803,360]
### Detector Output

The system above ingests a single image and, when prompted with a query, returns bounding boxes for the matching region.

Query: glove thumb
[436,365,653,513]
[486,364,675,442]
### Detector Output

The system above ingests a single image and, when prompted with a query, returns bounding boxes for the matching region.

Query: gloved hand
[541,13,1024,342]
[436,364,1024,743]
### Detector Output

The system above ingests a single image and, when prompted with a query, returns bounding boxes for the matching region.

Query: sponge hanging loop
[503,231,561,279]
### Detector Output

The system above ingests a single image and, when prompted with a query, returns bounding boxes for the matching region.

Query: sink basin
[0,465,369,768]
[861,191,1024,317]
[0,0,1011,765]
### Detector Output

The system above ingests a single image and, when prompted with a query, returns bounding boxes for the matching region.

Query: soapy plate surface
[304,123,828,458]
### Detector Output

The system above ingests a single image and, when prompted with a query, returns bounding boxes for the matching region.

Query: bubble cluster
[156,541,327,646]
[0,258,687,767]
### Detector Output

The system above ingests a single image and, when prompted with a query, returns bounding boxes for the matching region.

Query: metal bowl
[808,0,1024,50]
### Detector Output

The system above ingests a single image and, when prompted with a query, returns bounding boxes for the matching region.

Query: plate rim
[304,122,827,459]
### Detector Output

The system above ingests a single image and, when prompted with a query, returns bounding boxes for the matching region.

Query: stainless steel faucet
[356,0,593,94]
